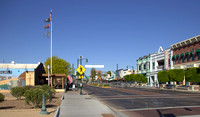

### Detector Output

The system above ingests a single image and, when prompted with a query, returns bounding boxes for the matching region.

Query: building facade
[171,35,200,69]
[118,69,134,78]
[149,47,173,87]
[137,55,150,83]
[0,61,45,90]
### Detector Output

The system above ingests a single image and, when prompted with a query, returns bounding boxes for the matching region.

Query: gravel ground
[0,91,63,117]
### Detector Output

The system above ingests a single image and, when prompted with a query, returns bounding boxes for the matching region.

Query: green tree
[97,72,102,78]
[168,69,184,82]
[185,67,200,83]
[44,56,71,76]
[124,75,130,82]
[124,74,147,83]
[90,68,96,81]
[158,71,169,83]
[133,74,147,83]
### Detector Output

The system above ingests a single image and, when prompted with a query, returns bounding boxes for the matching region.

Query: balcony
[157,65,164,70]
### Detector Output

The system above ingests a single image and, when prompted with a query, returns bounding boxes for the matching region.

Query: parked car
[166,84,176,89]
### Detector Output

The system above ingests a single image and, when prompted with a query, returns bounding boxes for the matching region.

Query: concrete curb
[54,94,64,117]
[53,106,60,117]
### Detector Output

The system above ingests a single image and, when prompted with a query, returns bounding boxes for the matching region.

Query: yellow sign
[76,65,86,75]
[79,75,84,79]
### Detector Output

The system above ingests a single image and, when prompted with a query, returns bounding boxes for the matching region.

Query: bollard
[40,93,49,115]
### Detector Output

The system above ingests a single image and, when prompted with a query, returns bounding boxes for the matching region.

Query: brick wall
[173,41,200,65]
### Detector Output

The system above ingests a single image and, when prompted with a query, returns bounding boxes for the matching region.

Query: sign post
[76,65,86,95]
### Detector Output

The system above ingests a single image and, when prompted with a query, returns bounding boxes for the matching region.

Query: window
[153,62,155,69]
[139,65,141,70]
[182,56,184,63]
[198,52,200,60]
[177,58,180,63]
[186,55,189,62]
[144,64,146,70]
[173,59,176,64]
[192,54,195,61]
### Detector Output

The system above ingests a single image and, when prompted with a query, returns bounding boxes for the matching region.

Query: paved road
[83,84,200,117]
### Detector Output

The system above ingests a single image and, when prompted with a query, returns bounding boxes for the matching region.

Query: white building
[118,69,134,78]
[149,47,173,87]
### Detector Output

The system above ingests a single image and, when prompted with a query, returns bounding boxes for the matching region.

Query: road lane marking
[114,105,200,111]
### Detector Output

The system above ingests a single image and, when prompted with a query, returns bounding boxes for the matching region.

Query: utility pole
[117,64,118,88]
[79,56,83,95]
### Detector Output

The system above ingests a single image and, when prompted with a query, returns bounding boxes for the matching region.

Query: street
[83,84,200,117]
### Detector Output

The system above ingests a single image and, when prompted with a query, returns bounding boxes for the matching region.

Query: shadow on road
[157,109,175,117]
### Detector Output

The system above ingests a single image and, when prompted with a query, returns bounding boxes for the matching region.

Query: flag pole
[50,9,53,75]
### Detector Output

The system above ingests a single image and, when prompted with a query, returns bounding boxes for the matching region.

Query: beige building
[0,61,46,89]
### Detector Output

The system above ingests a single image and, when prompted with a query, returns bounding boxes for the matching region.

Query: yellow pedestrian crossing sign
[76,65,86,75]
[79,75,84,79]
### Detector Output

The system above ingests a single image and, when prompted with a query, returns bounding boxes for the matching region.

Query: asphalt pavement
[83,84,200,117]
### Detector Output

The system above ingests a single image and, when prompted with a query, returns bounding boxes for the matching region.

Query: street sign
[79,75,84,79]
[76,65,86,75]
[85,65,104,68]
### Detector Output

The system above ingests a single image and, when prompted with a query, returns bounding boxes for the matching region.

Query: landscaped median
[0,85,64,117]
[90,83,111,88]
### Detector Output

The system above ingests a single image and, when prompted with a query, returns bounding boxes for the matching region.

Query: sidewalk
[59,90,116,117]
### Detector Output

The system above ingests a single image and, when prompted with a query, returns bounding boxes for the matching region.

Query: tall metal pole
[50,9,53,75]
[117,64,118,88]
[80,56,83,95]
[48,65,50,86]
[77,59,79,68]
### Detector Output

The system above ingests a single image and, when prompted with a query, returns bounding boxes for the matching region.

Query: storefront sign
[164,50,169,70]
[0,70,12,74]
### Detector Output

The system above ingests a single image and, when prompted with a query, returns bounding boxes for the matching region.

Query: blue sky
[1,0,200,75]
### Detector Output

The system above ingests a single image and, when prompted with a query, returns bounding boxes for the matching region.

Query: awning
[185,52,189,55]
[172,55,175,59]
[176,54,179,58]
[181,53,184,56]
[190,50,194,54]
[196,49,200,53]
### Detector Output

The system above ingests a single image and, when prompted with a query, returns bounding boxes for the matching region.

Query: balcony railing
[157,65,164,70]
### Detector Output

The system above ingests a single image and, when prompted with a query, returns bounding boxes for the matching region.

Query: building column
[62,77,64,89]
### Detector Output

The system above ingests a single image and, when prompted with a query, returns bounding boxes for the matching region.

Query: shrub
[40,85,56,97]
[24,85,34,90]
[132,74,147,83]
[24,88,48,108]
[10,87,25,100]
[103,84,109,87]
[158,70,169,83]
[0,93,5,102]
[168,69,184,82]
[99,84,103,87]
[185,67,200,83]
[92,83,98,86]
[124,75,131,81]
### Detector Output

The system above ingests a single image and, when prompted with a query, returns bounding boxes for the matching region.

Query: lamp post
[47,65,50,86]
